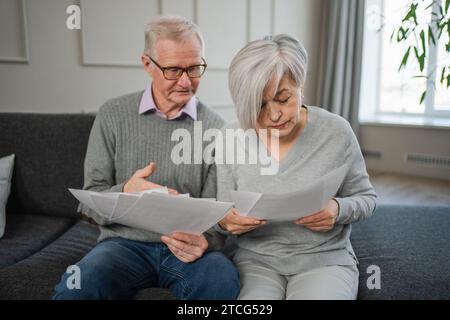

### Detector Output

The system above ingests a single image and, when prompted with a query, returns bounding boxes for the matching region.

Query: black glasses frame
[147,55,207,80]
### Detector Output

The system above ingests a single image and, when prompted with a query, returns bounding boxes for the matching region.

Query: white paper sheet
[110,187,169,220]
[90,192,119,220]
[68,188,233,235]
[69,188,105,214]
[230,165,348,220]
[114,193,232,235]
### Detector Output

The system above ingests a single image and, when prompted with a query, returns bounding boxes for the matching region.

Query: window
[360,0,450,126]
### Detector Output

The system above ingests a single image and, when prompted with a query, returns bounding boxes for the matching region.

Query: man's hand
[295,199,340,232]
[123,162,178,194]
[218,208,266,235]
[161,232,208,263]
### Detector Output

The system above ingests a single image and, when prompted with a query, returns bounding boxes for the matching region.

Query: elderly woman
[215,34,377,300]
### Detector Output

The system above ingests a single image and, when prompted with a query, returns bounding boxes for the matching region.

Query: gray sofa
[0,112,449,300]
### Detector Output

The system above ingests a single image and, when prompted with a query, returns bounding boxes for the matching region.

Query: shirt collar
[139,84,197,120]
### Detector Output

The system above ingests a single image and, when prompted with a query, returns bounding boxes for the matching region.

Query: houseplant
[392,0,449,104]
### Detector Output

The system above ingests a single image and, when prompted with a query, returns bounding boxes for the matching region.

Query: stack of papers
[69,187,233,235]
[230,165,348,220]
[70,165,348,234]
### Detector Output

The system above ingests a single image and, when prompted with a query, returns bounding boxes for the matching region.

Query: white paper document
[230,165,348,220]
[69,188,233,235]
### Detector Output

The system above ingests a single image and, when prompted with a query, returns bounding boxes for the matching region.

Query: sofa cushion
[0,113,95,219]
[0,220,174,300]
[0,220,98,299]
[0,154,15,238]
[351,205,450,299]
[0,213,76,268]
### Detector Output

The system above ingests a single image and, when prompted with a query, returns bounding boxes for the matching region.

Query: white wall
[3,0,447,181]
[0,0,325,124]
[361,125,450,181]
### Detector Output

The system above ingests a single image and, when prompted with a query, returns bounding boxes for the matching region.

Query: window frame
[359,0,450,125]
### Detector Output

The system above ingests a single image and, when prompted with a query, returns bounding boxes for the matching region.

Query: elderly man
[53,15,239,300]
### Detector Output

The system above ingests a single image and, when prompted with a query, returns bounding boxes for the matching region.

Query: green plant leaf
[419,90,427,105]
[441,3,445,17]
[420,30,426,56]
[437,21,445,37]
[394,0,450,106]
[413,46,426,72]
[397,27,409,42]
[414,46,419,59]
[390,29,396,42]
[447,20,450,39]
[428,25,436,45]
[399,46,412,70]
[403,3,418,24]
[419,55,425,72]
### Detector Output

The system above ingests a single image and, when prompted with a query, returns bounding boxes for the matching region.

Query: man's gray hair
[144,15,205,58]
[229,34,308,130]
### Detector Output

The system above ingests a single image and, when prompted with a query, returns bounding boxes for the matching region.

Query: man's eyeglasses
[147,55,207,80]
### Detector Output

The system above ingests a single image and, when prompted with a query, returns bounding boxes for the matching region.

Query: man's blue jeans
[53,237,240,300]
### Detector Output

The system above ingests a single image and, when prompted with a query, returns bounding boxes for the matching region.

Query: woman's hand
[295,199,340,232]
[218,208,266,235]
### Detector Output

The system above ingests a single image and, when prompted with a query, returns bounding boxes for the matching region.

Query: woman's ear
[299,86,305,99]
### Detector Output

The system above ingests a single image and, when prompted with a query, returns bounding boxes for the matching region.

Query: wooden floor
[368,170,450,206]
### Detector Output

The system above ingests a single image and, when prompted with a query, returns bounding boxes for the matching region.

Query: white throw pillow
[0,154,15,238]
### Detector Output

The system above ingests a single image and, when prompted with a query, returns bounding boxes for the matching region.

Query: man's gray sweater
[79,91,225,247]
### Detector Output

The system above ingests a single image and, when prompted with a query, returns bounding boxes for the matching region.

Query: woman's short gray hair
[144,15,205,58]
[229,34,308,130]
